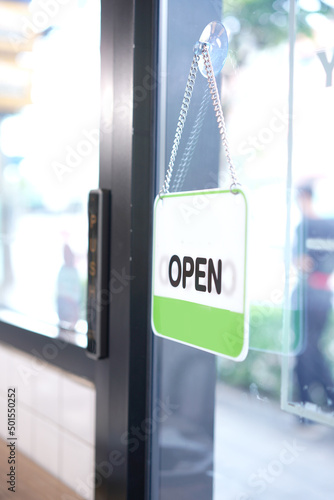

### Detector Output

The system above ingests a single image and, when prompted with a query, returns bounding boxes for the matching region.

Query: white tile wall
[17,403,32,456]
[60,431,95,500]
[8,349,34,407]
[31,414,60,476]
[32,364,61,422]
[0,393,6,440]
[0,348,8,395]
[60,373,95,446]
[0,342,95,500]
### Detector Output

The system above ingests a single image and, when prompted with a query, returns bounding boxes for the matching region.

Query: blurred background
[0,0,100,336]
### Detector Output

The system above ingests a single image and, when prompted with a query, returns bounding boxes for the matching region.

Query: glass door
[148,1,334,499]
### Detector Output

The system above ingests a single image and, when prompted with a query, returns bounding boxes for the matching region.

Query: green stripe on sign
[153,296,245,358]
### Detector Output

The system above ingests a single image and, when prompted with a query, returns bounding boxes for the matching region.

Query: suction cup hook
[194,21,228,77]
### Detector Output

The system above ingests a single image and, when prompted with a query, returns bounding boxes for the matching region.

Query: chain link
[160,43,240,196]
[159,53,200,196]
[171,86,210,192]
[202,43,239,190]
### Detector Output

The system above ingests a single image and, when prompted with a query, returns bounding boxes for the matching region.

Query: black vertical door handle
[86,189,111,359]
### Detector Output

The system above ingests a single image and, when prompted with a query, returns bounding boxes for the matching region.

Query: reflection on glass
[0,0,100,335]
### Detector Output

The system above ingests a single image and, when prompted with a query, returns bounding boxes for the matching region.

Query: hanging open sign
[151,188,249,361]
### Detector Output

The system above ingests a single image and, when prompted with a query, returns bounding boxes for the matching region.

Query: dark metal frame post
[95,0,156,498]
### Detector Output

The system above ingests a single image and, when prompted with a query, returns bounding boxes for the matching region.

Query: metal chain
[160,42,240,196]
[171,86,211,192]
[159,53,200,196]
[202,43,240,190]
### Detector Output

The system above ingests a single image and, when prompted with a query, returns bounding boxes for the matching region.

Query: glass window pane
[152,1,334,499]
[282,0,334,424]
[0,0,100,338]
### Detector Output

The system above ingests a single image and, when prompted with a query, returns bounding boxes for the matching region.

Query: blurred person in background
[292,182,334,413]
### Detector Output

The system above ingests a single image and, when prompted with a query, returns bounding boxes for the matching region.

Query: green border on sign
[151,188,248,360]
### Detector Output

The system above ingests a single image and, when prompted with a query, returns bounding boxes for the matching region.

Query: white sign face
[151,188,249,361]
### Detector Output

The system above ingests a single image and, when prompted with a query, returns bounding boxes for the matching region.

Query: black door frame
[95,1,157,498]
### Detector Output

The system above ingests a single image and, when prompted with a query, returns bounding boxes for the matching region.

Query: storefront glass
[0,0,100,338]
[151,1,334,498]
